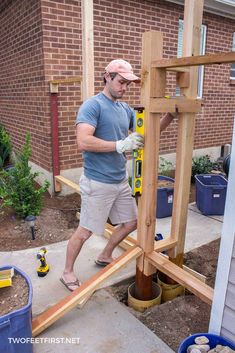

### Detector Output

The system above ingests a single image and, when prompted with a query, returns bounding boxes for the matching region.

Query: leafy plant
[0,133,50,218]
[158,157,174,177]
[191,155,217,181]
[0,125,12,169]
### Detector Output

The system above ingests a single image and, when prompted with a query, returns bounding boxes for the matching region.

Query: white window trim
[177,19,207,98]
[230,32,235,80]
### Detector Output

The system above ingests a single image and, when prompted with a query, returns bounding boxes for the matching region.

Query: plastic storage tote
[156,175,174,218]
[0,265,33,353]
[195,174,227,215]
[178,333,235,353]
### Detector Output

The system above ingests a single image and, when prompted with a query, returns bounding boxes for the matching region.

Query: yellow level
[132,107,145,196]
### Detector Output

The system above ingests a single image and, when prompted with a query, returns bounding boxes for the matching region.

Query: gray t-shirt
[76,92,134,184]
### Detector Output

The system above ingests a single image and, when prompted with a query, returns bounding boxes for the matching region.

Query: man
[60,59,175,291]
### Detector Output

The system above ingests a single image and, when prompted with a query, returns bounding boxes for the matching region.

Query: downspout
[49,78,82,193]
[49,82,61,192]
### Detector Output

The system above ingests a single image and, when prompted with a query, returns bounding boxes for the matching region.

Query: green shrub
[0,133,50,218]
[191,155,216,181]
[0,125,12,169]
[158,156,174,177]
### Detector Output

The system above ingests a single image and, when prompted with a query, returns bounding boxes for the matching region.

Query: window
[230,32,235,80]
[176,19,207,98]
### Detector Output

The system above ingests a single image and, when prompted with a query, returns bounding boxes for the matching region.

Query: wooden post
[169,0,204,266]
[135,31,165,300]
[81,0,94,100]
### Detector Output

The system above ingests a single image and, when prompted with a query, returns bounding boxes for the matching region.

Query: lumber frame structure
[32,0,235,337]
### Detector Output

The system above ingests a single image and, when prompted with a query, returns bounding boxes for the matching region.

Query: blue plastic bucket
[156,175,174,218]
[195,174,227,215]
[178,333,235,353]
[0,265,33,353]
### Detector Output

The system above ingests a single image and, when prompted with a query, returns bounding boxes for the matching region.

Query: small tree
[0,133,50,218]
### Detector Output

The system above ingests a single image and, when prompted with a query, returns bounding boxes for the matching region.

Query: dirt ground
[0,184,219,352]
[107,238,220,352]
[0,192,81,251]
[0,273,29,317]
[0,183,195,251]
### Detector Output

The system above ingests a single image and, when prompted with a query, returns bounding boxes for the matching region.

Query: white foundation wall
[30,145,222,195]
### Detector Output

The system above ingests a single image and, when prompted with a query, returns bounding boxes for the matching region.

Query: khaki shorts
[79,174,137,235]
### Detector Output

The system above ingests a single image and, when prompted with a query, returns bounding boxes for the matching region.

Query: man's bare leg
[97,219,137,263]
[61,226,92,290]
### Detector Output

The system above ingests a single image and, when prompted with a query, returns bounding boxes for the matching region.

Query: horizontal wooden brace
[57,175,178,253]
[104,222,177,252]
[152,51,235,69]
[104,227,206,283]
[146,251,213,305]
[32,246,143,337]
[49,77,82,93]
[55,175,81,193]
[50,77,82,85]
[56,179,207,303]
[149,97,202,113]
[167,67,190,73]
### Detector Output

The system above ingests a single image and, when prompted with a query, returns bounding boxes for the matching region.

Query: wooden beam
[55,175,80,194]
[168,0,204,267]
[104,225,177,252]
[104,227,137,250]
[176,71,190,88]
[75,203,176,253]
[138,31,164,267]
[81,0,94,100]
[50,77,82,85]
[146,251,213,305]
[70,210,206,305]
[104,228,206,283]
[152,68,166,98]
[152,51,235,69]
[32,246,142,337]
[167,67,190,73]
[135,31,164,300]
[149,97,202,113]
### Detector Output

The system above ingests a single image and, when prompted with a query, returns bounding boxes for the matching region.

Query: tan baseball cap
[105,59,140,83]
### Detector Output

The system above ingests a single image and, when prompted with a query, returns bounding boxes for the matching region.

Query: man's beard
[109,88,123,100]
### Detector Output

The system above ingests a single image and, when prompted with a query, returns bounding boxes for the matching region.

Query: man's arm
[160,113,176,133]
[76,123,144,154]
[76,123,116,152]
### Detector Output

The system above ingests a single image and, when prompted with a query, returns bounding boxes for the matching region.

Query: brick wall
[0,0,52,170]
[93,0,235,155]
[0,0,235,174]
[40,0,82,170]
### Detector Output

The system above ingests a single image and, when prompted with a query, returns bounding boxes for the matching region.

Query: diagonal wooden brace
[32,246,142,337]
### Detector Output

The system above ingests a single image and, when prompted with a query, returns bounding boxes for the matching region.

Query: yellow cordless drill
[36,247,50,277]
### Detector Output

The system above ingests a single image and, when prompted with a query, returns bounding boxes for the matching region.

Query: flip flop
[94,259,112,267]
[60,277,81,292]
